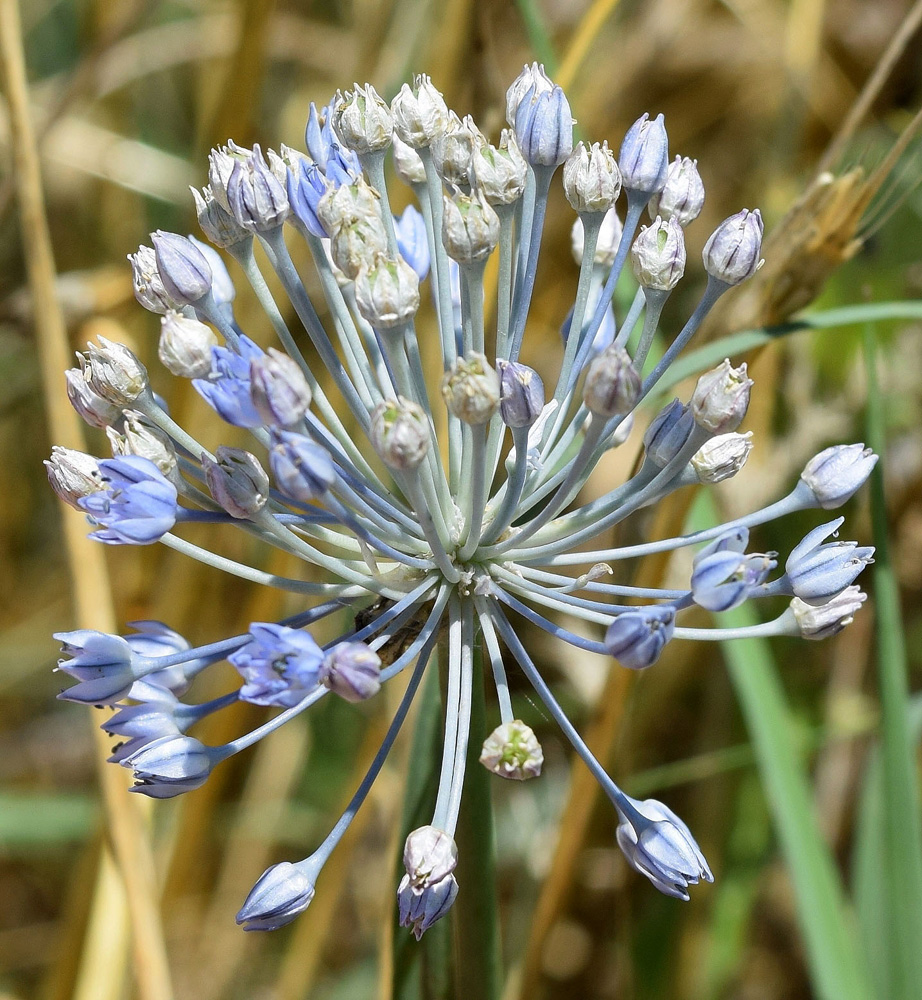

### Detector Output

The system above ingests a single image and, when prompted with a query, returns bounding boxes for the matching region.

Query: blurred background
[2,0,922,998]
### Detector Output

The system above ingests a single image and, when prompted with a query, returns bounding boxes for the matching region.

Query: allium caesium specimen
[49,64,876,935]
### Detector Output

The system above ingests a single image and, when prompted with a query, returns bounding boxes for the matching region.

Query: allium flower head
[48,67,875,937]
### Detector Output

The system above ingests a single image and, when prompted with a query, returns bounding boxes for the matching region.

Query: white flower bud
[582,345,640,417]
[571,208,623,267]
[332,84,394,154]
[127,245,178,315]
[403,826,457,889]
[441,352,500,425]
[158,312,218,379]
[316,177,382,237]
[691,431,753,483]
[791,586,867,639]
[107,412,177,478]
[207,141,251,213]
[202,446,269,519]
[630,216,686,291]
[45,447,103,509]
[390,75,450,148]
[371,397,431,470]
[690,359,753,433]
[191,186,249,248]
[66,363,121,428]
[563,141,622,214]
[84,337,148,406]
[441,189,500,264]
[703,209,764,285]
[330,218,389,280]
[354,254,420,329]
[393,135,427,185]
[648,156,705,226]
[479,721,543,780]
[505,63,553,127]
[470,129,527,206]
[431,113,482,186]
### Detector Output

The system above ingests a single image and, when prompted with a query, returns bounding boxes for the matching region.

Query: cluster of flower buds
[48,63,878,943]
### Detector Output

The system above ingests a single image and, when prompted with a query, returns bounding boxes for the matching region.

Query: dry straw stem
[0,1,173,998]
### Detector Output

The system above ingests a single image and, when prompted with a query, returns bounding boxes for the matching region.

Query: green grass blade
[694,494,875,1000]
[860,324,922,999]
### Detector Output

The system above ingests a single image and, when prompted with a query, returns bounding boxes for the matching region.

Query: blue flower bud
[785,518,874,604]
[643,399,695,467]
[497,360,545,428]
[691,549,775,612]
[237,860,318,931]
[250,349,312,427]
[53,629,138,704]
[188,236,235,306]
[619,113,669,195]
[269,429,337,502]
[123,620,203,700]
[615,794,713,900]
[122,734,214,798]
[230,623,324,708]
[286,156,329,237]
[192,336,266,428]
[702,209,763,285]
[398,873,459,940]
[800,443,878,509]
[78,456,178,546]
[696,525,749,560]
[321,641,382,702]
[604,605,675,669]
[151,231,213,306]
[202,446,270,519]
[226,145,289,233]
[394,204,430,279]
[514,83,574,167]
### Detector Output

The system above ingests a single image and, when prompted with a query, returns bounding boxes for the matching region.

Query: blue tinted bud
[122,734,214,798]
[394,204,430,279]
[398,873,459,940]
[800,443,878,509]
[286,157,328,237]
[785,518,874,604]
[321,641,382,702]
[78,456,178,546]
[124,621,202,700]
[229,622,324,708]
[604,605,675,669]
[192,336,266,428]
[188,236,235,306]
[514,83,574,167]
[643,398,695,467]
[497,360,545,428]
[250,349,312,427]
[227,145,289,232]
[619,113,669,195]
[702,209,763,285]
[237,860,319,931]
[54,629,137,704]
[269,429,337,502]
[616,794,713,900]
[696,526,750,560]
[151,231,213,306]
[202,446,270,519]
[691,549,775,612]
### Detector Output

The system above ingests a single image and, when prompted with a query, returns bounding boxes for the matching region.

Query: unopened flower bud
[398,873,458,940]
[431,113,481,186]
[691,549,775,612]
[690,359,752,433]
[332,83,393,154]
[403,826,457,889]
[159,312,218,378]
[470,130,528,206]
[330,218,389,279]
[702,209,764,285]
[571,208,623,267]
[691,431,753,483]
[122,734,213,798]
[354,254,420,329]
[370,397,431,470]
[619,113,669,194]
[648,156,705,226]
[497,360,544,428]
[479,720,543,780]
[128,244,178,315]
[644,398,695,467]
[107,412,177,478]
[151,231,213,306]
[390,75,450,148]
[605,605,675,669]
[394,205,430,279]
[505,63,554,127]
[249,349,312,427]
[226,146,290,233]
[564,142,622,214]
[236,860,318,932]
[207,141,250,212]
[286,156,328,238]
[441,189,500,264]
[631,216,686,291]
[202,446,269,519]
[321,642,382,702]
[84,337,148,406]
[66,364,121,427]
[514,82,574,167]
[582,345,640,417]
[45,447,103,508]
[791,586,867,639]
[317,175,382,236]
[269,430,336,502]
[800,443,878,509]
[785,519,874,604]
[441,352,500,425]
[392,135,427,185]
[189,236,235,306]
[191,185,249,248]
